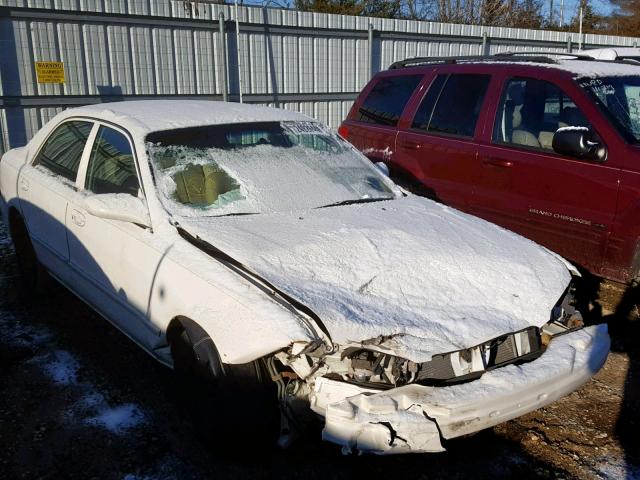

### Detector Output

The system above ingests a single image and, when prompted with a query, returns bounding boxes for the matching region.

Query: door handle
[19,178,29,192]
[399,140,422,150]
[71,210,86,227]
[482,159,513,168]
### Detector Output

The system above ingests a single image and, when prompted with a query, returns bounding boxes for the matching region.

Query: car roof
[383,57,640,79]
[55,100,313,138]
[581,47,640,60]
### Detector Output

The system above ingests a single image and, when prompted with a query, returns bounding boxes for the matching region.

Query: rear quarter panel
[0,147,28,225]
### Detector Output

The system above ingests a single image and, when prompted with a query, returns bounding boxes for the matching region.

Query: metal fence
[1,1,638,154]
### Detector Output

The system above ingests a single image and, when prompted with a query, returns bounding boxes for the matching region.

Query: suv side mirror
[84,194,151,228]
[374,162,390,177]
[552,127,607,162]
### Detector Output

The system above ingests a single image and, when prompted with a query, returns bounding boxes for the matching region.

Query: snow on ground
[41,349,80,385]
[0,294,146,435]
[121,455,202,480]
[596,457,640,480]
[86,403,146,434]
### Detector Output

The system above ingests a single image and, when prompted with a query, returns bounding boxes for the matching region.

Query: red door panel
[474,143,619,273]
[603,164,640,282]
[395,132,478,208]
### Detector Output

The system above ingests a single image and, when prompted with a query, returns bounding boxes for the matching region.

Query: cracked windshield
[580,75,640,142]
[146,121,397,217]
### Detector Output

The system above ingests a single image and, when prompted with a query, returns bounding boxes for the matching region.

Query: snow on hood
[180,195,571,362]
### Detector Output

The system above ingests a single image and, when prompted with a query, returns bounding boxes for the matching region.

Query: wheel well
[166,316,227,378]
[166,316,186,346]
[166,316,205,347]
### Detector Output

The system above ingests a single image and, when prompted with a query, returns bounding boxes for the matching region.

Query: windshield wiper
[207,212,259,218]
[316,197,392,209]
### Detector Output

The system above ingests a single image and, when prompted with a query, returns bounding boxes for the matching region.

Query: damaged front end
[270,289,610,454]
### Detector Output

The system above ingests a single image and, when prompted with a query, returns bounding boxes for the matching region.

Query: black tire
[10,214,49,296]
[169,319,280,451]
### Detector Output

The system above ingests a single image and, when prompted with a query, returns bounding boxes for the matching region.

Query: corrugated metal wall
[1,0,638,154]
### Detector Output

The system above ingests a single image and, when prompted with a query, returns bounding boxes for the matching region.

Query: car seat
[502,83,541,148]
[538,106,588,150]
[512,104,541,148]
[173,164,237,206]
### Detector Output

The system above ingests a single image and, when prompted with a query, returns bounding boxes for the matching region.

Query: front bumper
[310,324,610,454]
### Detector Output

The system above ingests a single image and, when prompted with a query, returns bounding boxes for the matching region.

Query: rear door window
[412,74,491,137]
[357,75,423,126]
[34,120,93,182]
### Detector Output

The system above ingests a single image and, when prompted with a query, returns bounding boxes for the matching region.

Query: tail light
[337,125,350,139]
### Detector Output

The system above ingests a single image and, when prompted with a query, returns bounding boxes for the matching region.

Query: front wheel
[169,319,280,450]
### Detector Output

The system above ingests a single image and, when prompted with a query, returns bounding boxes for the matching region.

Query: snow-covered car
[0,100,609,454]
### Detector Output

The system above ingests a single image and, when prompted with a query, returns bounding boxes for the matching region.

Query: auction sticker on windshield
[282,121,329,135]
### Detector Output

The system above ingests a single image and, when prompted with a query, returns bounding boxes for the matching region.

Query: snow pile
[181,194,572,361]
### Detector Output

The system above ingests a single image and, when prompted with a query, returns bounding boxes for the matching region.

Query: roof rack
[388,51,592,69]
[494,51,597,60]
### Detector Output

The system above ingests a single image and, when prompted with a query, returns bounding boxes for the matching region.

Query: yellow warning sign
[35,61,65,84]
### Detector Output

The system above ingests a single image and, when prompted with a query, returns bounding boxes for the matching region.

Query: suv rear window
[412,74,491,137]
[357,75,422,127]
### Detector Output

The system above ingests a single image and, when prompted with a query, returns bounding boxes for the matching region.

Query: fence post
[219,13,229,102]
[567,37,573,53]
[368,23,374,78]
[482,32,489,55]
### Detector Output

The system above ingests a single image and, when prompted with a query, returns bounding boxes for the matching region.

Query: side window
[411,74,448,130]
[413,74,491,137]
[357,75,423,126]
[85,126,140,197]
[34,121,93,182]
[494,78,591,151]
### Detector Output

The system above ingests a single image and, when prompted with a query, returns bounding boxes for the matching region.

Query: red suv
[340,54,640,284]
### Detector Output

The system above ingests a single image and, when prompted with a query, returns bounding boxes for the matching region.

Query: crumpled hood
[180,195,571,362]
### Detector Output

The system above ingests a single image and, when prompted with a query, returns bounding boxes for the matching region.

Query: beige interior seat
[538,131,555,149]
[173,164,236,206]
[511,105,541,148]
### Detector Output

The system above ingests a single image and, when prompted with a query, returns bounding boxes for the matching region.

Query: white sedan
[0,100,609,454]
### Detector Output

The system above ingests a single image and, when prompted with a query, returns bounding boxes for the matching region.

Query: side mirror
[83,194,151,228]
[552,127,607,162]
[374,162,390,177]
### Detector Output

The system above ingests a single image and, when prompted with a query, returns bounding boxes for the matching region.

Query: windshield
[146,121,398,217]
[578,75,640,143]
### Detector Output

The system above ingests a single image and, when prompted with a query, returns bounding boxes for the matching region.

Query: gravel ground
[0,219,638,480]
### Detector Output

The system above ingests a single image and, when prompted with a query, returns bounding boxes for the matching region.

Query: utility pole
[559,0,564,26]
[549,0,554,25]
[578,6,583,50]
